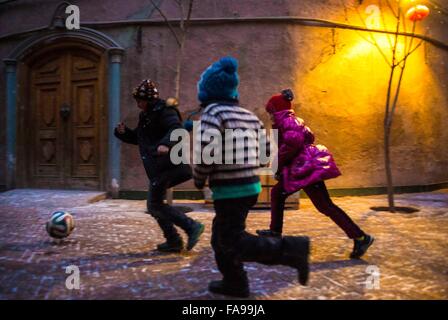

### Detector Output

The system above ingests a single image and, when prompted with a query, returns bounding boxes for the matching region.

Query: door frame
[20,43,105,190]
[3,28,124,192]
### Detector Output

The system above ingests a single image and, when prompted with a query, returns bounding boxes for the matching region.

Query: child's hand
[157,145,170,155]
[116,122,126,134]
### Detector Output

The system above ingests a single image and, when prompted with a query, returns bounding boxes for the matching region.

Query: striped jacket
[193,101,270,188]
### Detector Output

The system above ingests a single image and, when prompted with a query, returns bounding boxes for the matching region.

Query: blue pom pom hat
[197,57,240,103]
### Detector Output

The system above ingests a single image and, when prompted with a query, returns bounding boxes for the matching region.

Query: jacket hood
[272,109,296,126]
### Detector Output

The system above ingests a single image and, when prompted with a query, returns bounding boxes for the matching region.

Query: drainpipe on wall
[3,58,17,190]
[108,48,124,198]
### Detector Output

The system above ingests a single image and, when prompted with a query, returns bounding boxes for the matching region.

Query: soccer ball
[46,211,75,239]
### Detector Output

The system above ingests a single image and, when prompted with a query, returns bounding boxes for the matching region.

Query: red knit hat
[265,89,294,114]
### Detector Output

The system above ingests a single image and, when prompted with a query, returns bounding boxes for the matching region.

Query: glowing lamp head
[406,5,430,21]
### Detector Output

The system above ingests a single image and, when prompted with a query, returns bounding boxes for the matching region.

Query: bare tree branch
[339,0,375,46]
[401,7,410,56]
[385,0,398,18]
[388,63,406,128]
[173,0,194,99]
[179,0,185,30]
[384,5,402,129]
[339,0,349,21]
[185,0,194,29]
[397,22,420,66]
[387,6,411,138]
[355,4,392,66]
[401,7,408,33]
[379,0,394,51]
[390,6,402,67]
[405,19,416,55]
[397,40,423,67]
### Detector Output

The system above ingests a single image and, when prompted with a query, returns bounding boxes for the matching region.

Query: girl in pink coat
[257,89,374,259]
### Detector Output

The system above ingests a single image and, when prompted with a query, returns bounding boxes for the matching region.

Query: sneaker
[350,234,374,259]
[156,239,183,253]
[208,280,250,298]
[256,229,282,237]
[186,222,205,251]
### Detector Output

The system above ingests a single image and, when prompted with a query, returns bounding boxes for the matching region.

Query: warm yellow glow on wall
[357,2,418,59]
[345,34,407,59]
[296,1,431,116]
[289,1,445,188]
[365,4,382,29]
[298,29,426,116]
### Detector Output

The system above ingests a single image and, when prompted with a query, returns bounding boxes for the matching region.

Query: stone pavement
[0,188,447,300]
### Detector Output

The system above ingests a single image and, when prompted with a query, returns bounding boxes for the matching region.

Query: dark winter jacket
[114,99,192,182]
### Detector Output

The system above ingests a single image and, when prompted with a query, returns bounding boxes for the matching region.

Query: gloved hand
[116,122,126,134]
[184,119,194,132]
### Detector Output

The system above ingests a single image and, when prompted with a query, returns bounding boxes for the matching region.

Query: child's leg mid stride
[147,168,204,253]
[210,195,310,298]
[303,181,364,239]
[256,182,286,237]
[303,181,374,258]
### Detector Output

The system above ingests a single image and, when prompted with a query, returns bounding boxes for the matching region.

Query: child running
[193,58,310,298]
[256,89,374,259]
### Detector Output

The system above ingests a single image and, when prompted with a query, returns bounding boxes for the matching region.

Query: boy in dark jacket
[115,79,204,253]
[193,57,311,298]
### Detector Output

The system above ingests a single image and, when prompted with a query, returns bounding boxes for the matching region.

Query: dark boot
[156,238,184,253]
[209,234,309,295]
[281,236,311,285]
[350,234,374,259]
[238,234,310,285]
[150,214,184,253]
[186,222,205,251]
[208,279,250,298]
[256,229,282,237]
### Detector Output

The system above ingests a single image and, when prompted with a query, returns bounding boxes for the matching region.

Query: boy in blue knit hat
[193,57,311,298]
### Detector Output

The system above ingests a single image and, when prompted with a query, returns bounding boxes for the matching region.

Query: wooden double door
[26,48,105,189]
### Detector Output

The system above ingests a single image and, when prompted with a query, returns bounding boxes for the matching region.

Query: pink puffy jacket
[273,110,341,194]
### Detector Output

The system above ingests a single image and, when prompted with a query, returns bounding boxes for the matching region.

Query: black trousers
[146,164,195,242]
[212,195,286,285]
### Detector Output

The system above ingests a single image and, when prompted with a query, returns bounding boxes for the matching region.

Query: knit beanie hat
[265,89,294,114]
[197,57,239,103]
[132,79,159,101]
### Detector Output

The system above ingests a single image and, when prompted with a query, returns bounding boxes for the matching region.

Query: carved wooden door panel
[68,51,101,189]
[31,55,64,187]
[30,50,101,189]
